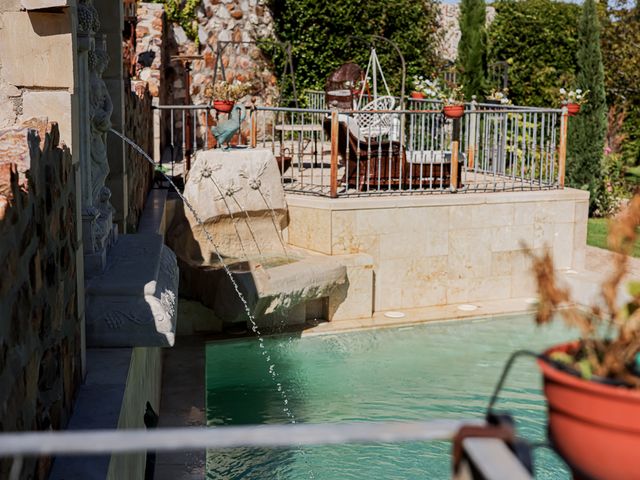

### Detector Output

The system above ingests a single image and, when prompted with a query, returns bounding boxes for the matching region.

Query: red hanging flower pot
[567,103,581,116]
[538,341,640,480]
[443,104,464,119]
[410,91,426,100]
[213,100,235,113]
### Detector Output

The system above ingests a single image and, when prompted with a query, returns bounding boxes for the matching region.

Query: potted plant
[411,75,442,100]
[440,83,465,119]
[526,193,640,479]
[486,88,511,106]
[559,87,588,116]
[204,81,251,113]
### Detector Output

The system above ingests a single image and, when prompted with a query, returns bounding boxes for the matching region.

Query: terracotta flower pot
[443,104,464,119]
[567,103,581,116]
[213,100,235,113]
[411,91,426,100]
[538,342,640,480]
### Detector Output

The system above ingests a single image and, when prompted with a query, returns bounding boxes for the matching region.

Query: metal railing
[249,103,566,197]
[153,97,567,198]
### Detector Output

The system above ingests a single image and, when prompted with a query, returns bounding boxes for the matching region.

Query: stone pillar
[94,0,128,233]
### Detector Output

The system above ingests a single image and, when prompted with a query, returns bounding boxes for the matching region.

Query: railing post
[466,98,477,170]
[450,116,461,192]
[330,109,339,198]
[250,109,257,148]
[558,105,568,188]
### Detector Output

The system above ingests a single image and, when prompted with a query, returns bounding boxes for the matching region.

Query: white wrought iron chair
[354,95,396,138]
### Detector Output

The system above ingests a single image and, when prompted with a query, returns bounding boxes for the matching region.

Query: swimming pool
[206,314,575,479]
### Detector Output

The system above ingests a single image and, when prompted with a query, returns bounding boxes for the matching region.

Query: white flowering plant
[412,76,465,105]
[412,75,441,98]
[559,87,588,106]
[439,82,465,106]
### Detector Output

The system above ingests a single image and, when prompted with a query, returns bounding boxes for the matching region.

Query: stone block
[328,254,374,321]
[553,223,575,270]
[288,205,331,254]
[20,91,73,148]
[0,10,75,89]
[447,276,512,303]
[21,0,70,9]
[447,228,493,279]
[491,224,534,252]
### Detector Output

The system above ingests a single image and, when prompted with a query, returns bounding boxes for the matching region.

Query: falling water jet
[108,129,316,478]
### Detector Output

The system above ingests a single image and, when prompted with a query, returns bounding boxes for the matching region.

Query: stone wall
[286,189,589,313]
[0,121,81,480]
[124,83,155,231]
[135,0,277,107]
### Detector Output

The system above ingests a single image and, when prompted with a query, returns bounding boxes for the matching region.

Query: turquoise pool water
[206,315,576,479]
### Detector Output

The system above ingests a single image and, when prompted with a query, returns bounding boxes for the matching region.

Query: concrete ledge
[138,189,168,235]
[49,347,161,480]
[21,0,70,9]
[286,188,590,211]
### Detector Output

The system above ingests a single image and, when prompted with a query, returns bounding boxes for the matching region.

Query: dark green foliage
[151,0,201,43]
[488,0,581,106]
[567,0,607,209]
[266,0,442,97]
[602,2,640,167]
[458,0,487,98]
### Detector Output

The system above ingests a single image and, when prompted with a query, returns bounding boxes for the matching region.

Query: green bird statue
[213,104,246,150]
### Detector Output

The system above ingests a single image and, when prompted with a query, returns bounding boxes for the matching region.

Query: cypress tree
[566,0,606,208]
[457,0,488,98]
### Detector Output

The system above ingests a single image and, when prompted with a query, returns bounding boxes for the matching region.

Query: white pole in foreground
[0,419,482,457]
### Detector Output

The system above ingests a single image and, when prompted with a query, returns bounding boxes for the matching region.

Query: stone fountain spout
[168,148,348,329]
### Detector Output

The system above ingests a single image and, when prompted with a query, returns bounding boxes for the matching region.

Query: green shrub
[488,0,581,107]
[458,0,488,98]
[566,0,607,211]
[151,0,200,44]
[266,0,442,96]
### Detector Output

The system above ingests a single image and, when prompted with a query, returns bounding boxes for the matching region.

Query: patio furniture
[325,62,363,110]
[354,95,396,138]
[323,115,405,191]
[405,150,463,189]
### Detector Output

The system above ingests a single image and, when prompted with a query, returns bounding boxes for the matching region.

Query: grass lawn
[587,218,640,257]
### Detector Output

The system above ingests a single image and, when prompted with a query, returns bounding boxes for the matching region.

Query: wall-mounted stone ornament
[85,233,179,347]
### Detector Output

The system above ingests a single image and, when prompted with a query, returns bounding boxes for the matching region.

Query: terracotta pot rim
[538,341,640,401]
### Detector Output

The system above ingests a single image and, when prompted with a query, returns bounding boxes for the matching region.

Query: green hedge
[488,0,581,107]
[266,0,442,96]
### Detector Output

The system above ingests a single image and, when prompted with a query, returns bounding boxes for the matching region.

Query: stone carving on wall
[86,234,179,347]
[88,39,113,209]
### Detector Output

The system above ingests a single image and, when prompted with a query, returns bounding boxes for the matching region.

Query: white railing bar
[0,419,482,457]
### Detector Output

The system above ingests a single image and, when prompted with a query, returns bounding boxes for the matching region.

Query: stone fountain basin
[183,249,347,328]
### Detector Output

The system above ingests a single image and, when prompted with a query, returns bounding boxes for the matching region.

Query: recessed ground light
[565,269,578,275]
[458,304,478,311]
[384,311,406,318]
[525,297,539,305]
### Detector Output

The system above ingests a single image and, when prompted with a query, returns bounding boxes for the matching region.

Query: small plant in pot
[526,193,640,480]
[439,82,465,119]
[204,81,251,113]
[559,87,588,116]
[486,88,511,106]
[411,75,439,100]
